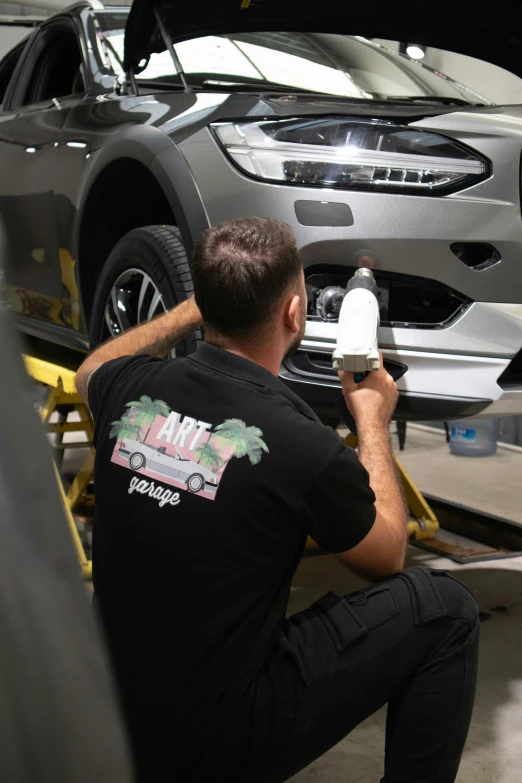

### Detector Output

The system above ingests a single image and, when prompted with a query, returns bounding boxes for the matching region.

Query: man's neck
[206,336,284,377]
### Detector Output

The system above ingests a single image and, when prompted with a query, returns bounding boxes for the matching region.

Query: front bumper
[178,122,522,421]
[280,351,516,422]
[280,302,522,421]
[280,373,492,422]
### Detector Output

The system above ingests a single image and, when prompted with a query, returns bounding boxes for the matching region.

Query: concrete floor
[397,426,522,524]
[288,428,522,783]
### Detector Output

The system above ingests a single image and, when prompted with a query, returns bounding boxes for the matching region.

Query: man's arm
[76,297,202,407]
[334,363,408,582]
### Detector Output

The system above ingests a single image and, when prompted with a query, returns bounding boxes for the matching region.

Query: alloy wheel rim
[103,268,176,356]
[104,268,166,335]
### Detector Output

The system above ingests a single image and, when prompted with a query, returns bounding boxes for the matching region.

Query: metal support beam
[24,354,94,579]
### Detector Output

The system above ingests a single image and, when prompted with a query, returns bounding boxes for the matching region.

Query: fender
[74,124,210,263]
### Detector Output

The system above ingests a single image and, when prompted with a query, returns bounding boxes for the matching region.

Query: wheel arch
[76,127,209,331]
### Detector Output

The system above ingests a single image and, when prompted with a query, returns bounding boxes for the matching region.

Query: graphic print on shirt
[109,395,269,502]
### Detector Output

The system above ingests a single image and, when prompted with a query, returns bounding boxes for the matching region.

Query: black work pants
[247,567,480,783]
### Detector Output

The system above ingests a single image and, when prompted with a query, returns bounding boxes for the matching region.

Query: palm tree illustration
[215,419,269,467]
[109,414,144,447]
[194,440,225,473]
[125,395,170,441]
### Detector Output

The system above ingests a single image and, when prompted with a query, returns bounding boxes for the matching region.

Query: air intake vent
[306,266,470,328]
[286,352,408,382]
[451,242,501,271]
[497,348,522,388]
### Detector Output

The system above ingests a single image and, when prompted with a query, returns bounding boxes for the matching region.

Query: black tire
[89,225,199,354]
[129,452,146,471]
[186,473,204,493]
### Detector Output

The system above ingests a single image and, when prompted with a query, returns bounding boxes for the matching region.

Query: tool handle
[335,396,357,436]
[336,372,367,434]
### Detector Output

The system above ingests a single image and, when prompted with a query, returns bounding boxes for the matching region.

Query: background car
[0,0,521,423]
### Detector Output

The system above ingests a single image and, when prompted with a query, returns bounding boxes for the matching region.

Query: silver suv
[1,0,521,423]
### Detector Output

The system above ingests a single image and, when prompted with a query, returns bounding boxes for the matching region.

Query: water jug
[449,419,499,457]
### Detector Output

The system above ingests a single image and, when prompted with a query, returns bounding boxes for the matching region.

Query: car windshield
[94,11,491,105]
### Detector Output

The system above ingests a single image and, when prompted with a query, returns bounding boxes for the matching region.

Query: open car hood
[125,0,522,78]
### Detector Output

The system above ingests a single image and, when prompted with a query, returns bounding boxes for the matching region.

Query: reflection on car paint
[59,248,81,330]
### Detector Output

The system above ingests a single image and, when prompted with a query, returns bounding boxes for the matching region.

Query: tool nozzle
[356,255,375,270]
[353,267,375,280]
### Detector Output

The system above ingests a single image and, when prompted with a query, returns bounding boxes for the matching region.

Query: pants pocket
[345,582,399,630]
[284,585,399,687]
[396,566,449,625]
[316,592,367,652]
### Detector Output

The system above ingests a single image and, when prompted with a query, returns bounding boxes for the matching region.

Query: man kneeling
[77,217,479,783]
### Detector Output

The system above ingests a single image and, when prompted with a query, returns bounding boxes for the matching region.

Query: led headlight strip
[211,119,488,194]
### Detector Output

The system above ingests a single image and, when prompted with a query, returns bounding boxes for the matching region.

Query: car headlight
[211,118,488,194]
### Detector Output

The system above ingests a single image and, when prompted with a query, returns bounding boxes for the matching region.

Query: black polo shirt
[89,342,376,778]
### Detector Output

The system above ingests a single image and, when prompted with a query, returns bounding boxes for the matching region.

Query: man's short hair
[192,217,302,339]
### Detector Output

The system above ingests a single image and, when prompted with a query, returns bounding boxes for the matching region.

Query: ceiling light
[406,44,426,60]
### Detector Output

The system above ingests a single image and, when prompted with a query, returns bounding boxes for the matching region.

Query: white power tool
[332,267,380,380]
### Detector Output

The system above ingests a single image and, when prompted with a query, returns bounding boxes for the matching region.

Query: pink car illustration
[119,440,219,493]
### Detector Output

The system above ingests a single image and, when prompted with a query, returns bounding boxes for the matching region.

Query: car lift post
[343,432,440,540]
[23,355,93,580]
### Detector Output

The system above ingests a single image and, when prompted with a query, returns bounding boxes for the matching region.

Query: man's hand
[334,355,407,582]
[338,355,398,430]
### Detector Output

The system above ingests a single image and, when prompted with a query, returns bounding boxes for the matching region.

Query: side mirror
[90,69,121,96]
[98,73,119,91]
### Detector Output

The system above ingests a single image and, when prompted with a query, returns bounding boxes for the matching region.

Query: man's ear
[285,294,301,334]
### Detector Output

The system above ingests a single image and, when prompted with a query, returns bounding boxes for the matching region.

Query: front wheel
[187,473,204,493]
[130,452,146,471]
[88,225,199,355]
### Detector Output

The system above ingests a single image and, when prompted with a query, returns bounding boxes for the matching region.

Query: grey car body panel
[157,93,463,146]
[294,200,354,227]
[66,123,208,256]
[303,303,522,359]
[56,109,210,324]
[13,313,90,351]
[149,146,210,252]
[178,126,522,305]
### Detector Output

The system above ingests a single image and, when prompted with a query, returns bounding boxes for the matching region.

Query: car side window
[0,40,28,107]
[19,24,85,107]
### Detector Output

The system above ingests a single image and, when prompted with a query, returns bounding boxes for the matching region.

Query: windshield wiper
[202,79,315,93]
[135,79,188,90]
